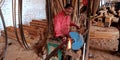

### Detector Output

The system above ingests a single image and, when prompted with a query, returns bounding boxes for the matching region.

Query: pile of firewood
[30,20,48,32]
[1,26,30,40]
[29,20,48,40]
[1,20,48,44]
[1,20,48,56]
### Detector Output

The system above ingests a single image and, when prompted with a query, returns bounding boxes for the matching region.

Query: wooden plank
[30,22,47,25]
[30,24,47,28]
[1,31,30,40]
[32,20,47,22]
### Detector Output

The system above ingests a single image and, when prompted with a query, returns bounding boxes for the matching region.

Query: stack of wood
[30,20,48,30]
[29,20,48,40]
[29,20,48,56]
[1,20,48,45]
[1,26,30,40]
[22,25,39,40]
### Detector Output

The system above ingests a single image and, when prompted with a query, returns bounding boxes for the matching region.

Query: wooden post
[46,0,52,34]
[93,0,100,16]
[85,0,91,60]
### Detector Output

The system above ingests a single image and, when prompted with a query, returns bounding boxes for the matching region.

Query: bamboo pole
[72,0,78,22]
[53,0,59,13]
[56,0,62,12]
[51,0,57,16]
[58,0,64,10]
[78,0,80,17]
[63,0,66,7]
[93,0,100,16]
[90,0,93,15]
[52,1,57,14]
[46,0,53,33]
[85,0,91,60]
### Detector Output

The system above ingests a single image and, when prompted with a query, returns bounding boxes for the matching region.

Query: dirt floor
[0,37,42,60]
[0,36,120,60]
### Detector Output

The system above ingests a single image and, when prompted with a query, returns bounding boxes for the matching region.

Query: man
[54,4,79,39]
[53,4,80,59]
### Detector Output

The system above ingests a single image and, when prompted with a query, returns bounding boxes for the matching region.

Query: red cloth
[83,0,88,6]
[54,11,78,37]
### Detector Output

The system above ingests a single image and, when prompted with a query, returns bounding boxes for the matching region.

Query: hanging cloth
[83,0,88,6]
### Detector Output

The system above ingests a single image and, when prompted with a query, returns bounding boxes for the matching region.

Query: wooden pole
[72,0,78,23]
[78,0,80,17]
[46,0,52,34]
[63,0,66,7]
[93,0,100,16]
[85,0,91,60]
[90,0,93,15]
